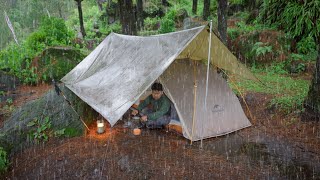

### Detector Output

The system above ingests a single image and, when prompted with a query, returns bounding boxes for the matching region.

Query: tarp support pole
[202,20,213,148]
[190,61,198,144]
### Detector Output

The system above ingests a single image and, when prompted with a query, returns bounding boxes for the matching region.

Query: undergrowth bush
[158,8,177,33]
[0,17,74,85]
[0,147,9,174]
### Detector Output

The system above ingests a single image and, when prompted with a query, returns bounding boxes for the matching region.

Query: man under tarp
[131,82,179,129]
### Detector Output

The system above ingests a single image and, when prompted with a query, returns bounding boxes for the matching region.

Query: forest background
[0,0,319,173]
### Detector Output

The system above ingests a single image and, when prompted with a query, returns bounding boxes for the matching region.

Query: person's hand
[140,115,148,122]
[132,109,138,116]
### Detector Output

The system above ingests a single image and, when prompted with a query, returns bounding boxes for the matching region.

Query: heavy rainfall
[0,0,319,179]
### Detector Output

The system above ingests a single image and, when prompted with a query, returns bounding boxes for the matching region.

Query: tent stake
[202,20,213,148]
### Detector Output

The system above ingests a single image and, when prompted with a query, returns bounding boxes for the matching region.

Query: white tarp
[62,26,204,126]
[62,25,253,140]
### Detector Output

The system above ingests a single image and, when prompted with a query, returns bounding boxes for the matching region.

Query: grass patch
[230,71,310,113]
[64,127,83,137]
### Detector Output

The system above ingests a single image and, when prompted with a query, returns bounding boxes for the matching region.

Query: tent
[61,25,255,141]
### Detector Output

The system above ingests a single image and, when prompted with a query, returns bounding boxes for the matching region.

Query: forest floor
[1,83,320,179]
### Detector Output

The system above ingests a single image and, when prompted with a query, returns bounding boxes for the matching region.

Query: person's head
[151,82,163,100]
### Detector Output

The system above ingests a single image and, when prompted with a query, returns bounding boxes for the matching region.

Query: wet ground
[1,86,320,179]
[2,118,320,180]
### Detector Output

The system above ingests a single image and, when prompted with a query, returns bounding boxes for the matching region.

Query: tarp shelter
[61,25,254,141]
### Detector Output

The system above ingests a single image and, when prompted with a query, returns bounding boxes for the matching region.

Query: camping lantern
[97,120,105,134]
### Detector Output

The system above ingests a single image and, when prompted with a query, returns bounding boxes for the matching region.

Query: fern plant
[252,42,273,56]
[0,147,9,173]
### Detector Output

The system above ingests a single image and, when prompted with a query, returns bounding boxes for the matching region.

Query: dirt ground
[1,84,320,179]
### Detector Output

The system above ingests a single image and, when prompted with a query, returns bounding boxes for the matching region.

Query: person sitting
[131,82,171,129]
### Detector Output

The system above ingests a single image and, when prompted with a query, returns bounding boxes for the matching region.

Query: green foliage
[0,147,9,173]
[27,116,52,143]
[0,16,74,85]
[158,18,176,34]
[259,0,320,41]
[294,36,318,61]
[252,42,273,57]
[2,98,15,113]
[64,127,82,137]
[297,36,316,55]
[26,17,74,50]
[20,67,39,85]
[158,8,176,33]
[144,17,160,31]
[143,0,163,16]
[54,129,66,137]
[0,43,24,72]
[236,21,257,33]
[227,28,240,40]
[231,71,309,113]
[99,22,121,36]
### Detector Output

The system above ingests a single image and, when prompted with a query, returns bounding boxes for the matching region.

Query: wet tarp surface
[62,26,204,126]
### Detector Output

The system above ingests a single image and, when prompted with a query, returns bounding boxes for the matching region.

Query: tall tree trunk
[119,0,137,35]
[75,0,86,38]
[303,37,320,121]
[203,0,210,20]
[192,0,197,14]
[218,0,228,45]
[136,0,143,30]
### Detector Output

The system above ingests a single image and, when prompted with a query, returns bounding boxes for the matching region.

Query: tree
[203,0,210,20]
[75,0,86,38]
[260,0,320,120]
[304,37,320,121]
[192,0,197,14]
[119,0,137,35]
[217,0,228,44]
[136,0,144,30]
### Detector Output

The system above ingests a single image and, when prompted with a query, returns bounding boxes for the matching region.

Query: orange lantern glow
[97,120,105,134]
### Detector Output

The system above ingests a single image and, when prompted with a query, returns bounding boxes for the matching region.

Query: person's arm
[137,95,151,112]
[147,97,170,120]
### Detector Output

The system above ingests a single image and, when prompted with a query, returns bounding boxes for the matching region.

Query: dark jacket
[137,94,170,121]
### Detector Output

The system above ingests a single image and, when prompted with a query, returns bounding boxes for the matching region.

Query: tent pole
[202,20,213,148]
[190,61,198,145]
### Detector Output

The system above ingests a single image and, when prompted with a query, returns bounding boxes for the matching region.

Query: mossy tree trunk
[303,37,320,121]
